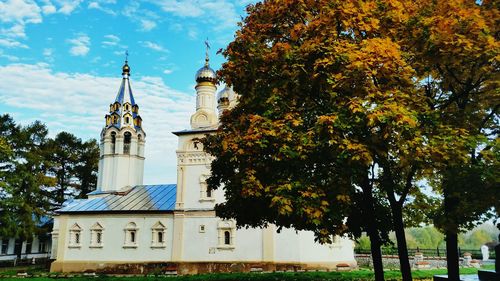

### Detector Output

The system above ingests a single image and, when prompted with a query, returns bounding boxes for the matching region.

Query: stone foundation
[51,260,357,275]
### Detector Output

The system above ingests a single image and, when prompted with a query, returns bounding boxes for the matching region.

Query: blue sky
[0,0,253,184]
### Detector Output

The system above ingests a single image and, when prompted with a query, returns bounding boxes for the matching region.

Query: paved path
[435,274,479,281]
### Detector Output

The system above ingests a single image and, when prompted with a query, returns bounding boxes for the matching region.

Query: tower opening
[111,132,116,154]
[124,132,131,154]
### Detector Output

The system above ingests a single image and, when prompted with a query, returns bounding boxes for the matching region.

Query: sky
[0,0,254,184]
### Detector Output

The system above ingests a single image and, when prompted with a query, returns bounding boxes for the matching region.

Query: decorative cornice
[176,151,213,165]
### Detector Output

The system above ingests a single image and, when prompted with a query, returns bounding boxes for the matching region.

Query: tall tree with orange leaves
[203,1,498,280]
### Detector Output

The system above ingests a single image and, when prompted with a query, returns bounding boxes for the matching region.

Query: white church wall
[274,228,302,262]
[297,231,354,263]
[180,216,263,262]
[55,214,174,262]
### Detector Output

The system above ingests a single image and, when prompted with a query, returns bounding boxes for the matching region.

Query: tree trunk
[445,231,460,281]
[391,204,412,281]
[367,228,385,281]
[361,176,385,281]
[444,187,460,281]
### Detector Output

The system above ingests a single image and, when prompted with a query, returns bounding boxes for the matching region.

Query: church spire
[104,57,143,131]
[98,57,146,193]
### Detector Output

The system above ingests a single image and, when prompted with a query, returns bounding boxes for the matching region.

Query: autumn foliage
[203,0,498,280]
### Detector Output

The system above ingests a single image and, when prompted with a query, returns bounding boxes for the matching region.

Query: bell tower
[190,41,218,129]
[96,59,146,193]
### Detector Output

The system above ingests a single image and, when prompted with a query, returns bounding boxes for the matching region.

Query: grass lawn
[0,265,494,280]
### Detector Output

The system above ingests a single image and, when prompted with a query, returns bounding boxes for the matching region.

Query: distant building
[50,54,356,274]
[0,217,52,264]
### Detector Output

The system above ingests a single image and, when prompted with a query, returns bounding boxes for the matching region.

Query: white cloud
[142,41,167,52]
[163,69,173,75]
[1,24,28,38]
[122,2,160,32]
[43,48,54,62]
[159,1,203,17]
[140,19,156,31]
[56,0,82,15]
[187,28,198,40]
[68,34,90,56]
[0,0,42,24]
[88,1,116,15]
[0,38,29,48]
[102,34,120,46]
[43,48,52,57]
[0,0,42,45]
[0,49,19,61]
[0,63,196,184]
[41,3,56,15]
[151,0,239,30]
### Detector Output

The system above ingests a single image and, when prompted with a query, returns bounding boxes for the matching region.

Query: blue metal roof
[57,185,176,213]
[115,77,136,106]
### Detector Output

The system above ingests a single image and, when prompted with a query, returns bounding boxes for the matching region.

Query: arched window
[151,221,166,248]
[124,132,131,154]
[124,222,138,248]
[125,116,130,124]
[110,132,116,154]
[217,220,235,249]
[90,222,104,248]
[68,223,82,248]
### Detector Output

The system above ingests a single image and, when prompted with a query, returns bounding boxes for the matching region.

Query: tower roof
[114,69,136,106]
[103,60,144,133]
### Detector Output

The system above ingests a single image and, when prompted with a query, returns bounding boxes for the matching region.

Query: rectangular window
[38,241,46,253]
[1,239,8,254]
[25,240,32,254]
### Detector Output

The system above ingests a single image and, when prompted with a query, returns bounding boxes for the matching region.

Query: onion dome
[217,86,235,103]
[195,62,216,83]
[122,61,130,76]
[195,41,216,83]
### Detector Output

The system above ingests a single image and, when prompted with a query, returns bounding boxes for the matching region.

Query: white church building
[49,56,356,274]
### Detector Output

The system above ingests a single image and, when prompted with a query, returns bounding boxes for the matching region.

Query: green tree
[0,115,54,242]
[46,133,99,204]
[0,114,99,242]
[46,132,81,206]
[402,0,500,278]
[75,139,99,198]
